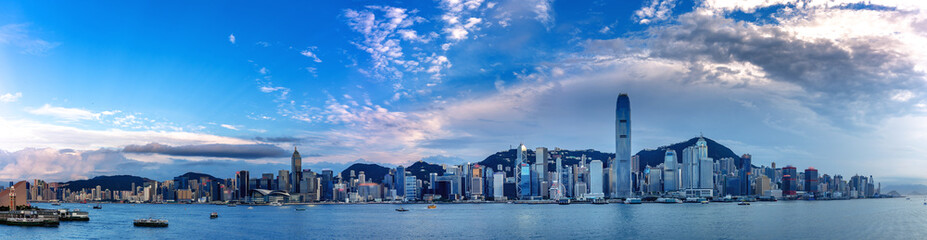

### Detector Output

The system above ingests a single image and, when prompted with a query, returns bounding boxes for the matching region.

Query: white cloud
[635,0,677,24]
[891,90,915,102]
[0,116,253,151]
[0,92,22,103]
[300,48,323,62]
[220,124,240,131]
[0,24,60,55]
[28,104,102,121]
[229,34,236,44]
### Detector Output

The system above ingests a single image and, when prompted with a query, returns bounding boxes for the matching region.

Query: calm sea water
[4,198,926,239]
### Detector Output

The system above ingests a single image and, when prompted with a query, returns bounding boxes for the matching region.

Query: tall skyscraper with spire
[614,93,631,198]
[291,147,302,194]
[516,143,530,199]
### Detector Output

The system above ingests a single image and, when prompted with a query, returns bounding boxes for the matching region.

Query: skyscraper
[589,160,604,199]
[805,167,819,196]
[663,149,678,192]
[741,154,752,196]
[291,147,302,194]
[783,166,798,196]
[516,144,531,199]
[236,170,249,200]
[614,93,631,198]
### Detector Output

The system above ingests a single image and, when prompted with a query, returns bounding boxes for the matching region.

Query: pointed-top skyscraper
[291,146,302,194]
[614,93,631,198]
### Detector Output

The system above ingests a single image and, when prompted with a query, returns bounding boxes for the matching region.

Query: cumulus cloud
[122,143,289,159]
[228,34,236,43]
[0,92,21,103]
[0,148,142,182]
[635,0,677,24]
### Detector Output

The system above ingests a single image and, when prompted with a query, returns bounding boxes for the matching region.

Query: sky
[1,0,926,186]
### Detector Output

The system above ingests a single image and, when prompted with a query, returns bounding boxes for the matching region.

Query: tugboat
[93,204,102,209]
[134,218,168,227]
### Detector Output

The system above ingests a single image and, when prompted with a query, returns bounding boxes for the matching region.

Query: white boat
[656,198,682,203]
[623,198,642,204]
[270,202,283,207]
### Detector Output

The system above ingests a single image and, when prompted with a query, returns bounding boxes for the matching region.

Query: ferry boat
[134,218,168,227]
[557,199,571,205]
[623,198,642,204]
[656,198,682,203]
[210,212,218,219]
[0,211,60,227]
[93,204,102,209]
[591,198,609,205]
[738,201,751,206]
[270,202,284,207]
[57,209,89,221]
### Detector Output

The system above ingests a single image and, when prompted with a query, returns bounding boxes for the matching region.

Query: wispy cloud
[0,23,60,55]
[300,48,322,62]
[0,92,22,103]
[228,33,236,44]
[28,104,102,121]
[219,124,240,131]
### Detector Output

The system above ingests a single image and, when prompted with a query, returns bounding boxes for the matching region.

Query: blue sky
[1,0,927,187]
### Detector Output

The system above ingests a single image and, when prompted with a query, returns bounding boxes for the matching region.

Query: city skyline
[2,0,927,188]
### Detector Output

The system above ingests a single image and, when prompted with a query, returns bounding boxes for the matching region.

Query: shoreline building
[291,147,301,195]
[681,137,713,197]
[614,93,632,198]
[663,150,678,193]
[516,144,530,199]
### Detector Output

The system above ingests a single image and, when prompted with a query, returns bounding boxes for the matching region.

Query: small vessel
[591,198,608,205]
[295,207,307,211]
[3,217,60,227]
[700,200,709,204]
[51,202,61,206]
[210,212,218,219]
[395,207,409,212]
[427,204,437,209]
[738,202,751,206]
[656,198,682,203]
[247,206,254,209]
[133,218,168,227]
[92,204,102,209]
[227,203,237,207]
[57,209,90,221]
[623,198,642,204]
[557,199,571,205]
[270,202,283,207]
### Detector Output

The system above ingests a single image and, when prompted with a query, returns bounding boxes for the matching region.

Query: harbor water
[4,198,926,239]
